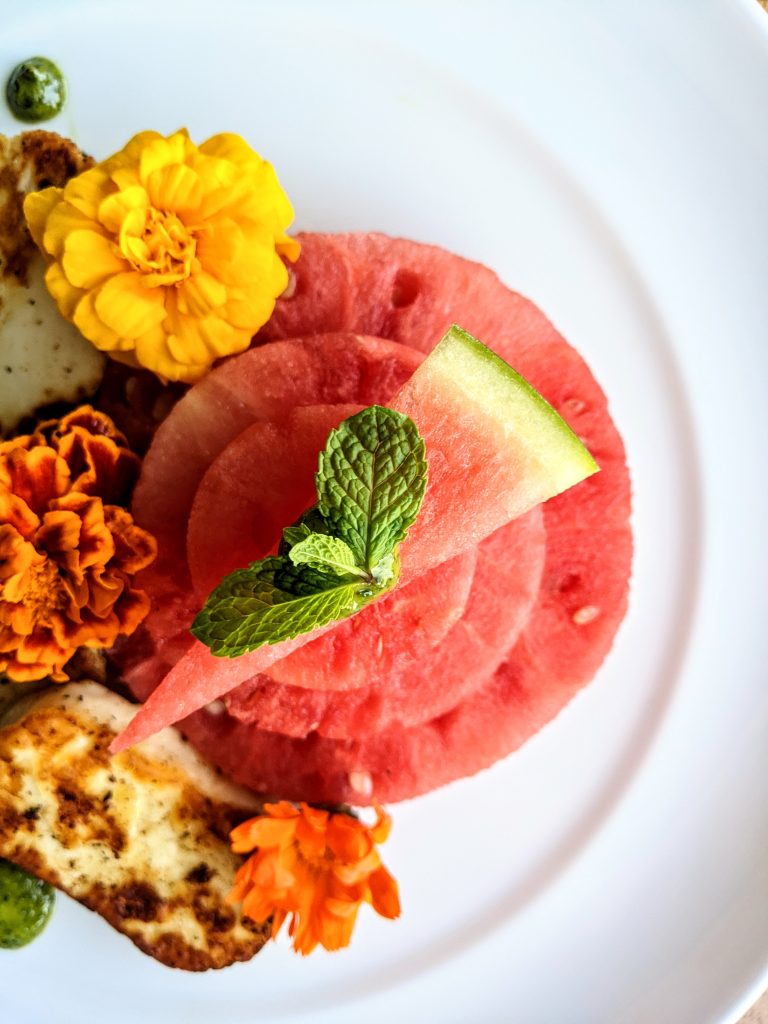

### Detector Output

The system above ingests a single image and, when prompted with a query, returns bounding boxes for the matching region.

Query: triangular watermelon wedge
[111,326,597,752]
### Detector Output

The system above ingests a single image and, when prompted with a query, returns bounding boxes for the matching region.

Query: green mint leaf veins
[191,558,371,657]
[281,523,314,548]
[288,534,368,580]
[316,405,427,573]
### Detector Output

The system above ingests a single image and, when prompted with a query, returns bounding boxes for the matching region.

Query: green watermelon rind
[425,325,599,489]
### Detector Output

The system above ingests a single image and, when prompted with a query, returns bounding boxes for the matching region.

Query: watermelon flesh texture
[268,548,475,692]
[178,424,630,804]
[113,325,596,752]
[180,236,631,802]
[225,511,545,738]
[178,464,628,803]
[119,234,631,802]
[133,332,422,568]
[187,404,362,600]
[259,232,574,363]
[120,336,425,697]
[188,402,478,692]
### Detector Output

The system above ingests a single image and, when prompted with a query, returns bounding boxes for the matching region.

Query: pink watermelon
[259,233,574,362]
[133,332,422,566]
[187,404,363,599]
[113,325,595,752]
[224,511,545,737]
[266,549,474,693]
[115,235,631,803]
[120,335,425,695]
[188,401,478,692]
[176,489,630,804]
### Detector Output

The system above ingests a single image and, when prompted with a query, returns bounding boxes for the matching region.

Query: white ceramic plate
[1,2,766,1021]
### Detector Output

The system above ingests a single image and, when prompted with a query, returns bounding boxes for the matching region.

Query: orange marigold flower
[0,406,156,682]
[228,801,400,955]
[23,129,299,384]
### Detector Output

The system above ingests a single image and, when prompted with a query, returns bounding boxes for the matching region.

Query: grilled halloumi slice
[0,130,105,435]
[0,682,270,970]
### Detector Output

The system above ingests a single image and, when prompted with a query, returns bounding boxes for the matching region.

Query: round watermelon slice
[259,232,573,363]
[224,510,545,737]
[188,401,479,692]
[120,335,425,695]
[120,236,631,801]
[134,332,422,567]
[178,478,630,803]
[266,550,475,692]
[187,404,363,599]
[116,324,598,752]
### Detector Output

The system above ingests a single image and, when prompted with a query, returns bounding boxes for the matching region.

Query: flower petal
[97,185,149,235]
[0,525,41,584]
[165,314,244,366]
[35,509,82,558]
[63,166,112,220]
[368,866,401,919]
[23,187,62,250]
[73,289,125,352]
[146,163,204,217]
[0,493,39,544]
[94,273,166,338]
[44,261,82,320]
[176,271,227,318]
[138,132,189,187]
[62,230,125,289]
[42,199,99,259]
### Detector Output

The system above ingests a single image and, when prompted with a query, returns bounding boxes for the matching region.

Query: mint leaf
[282,523,313,548]
[289,533,368,580]
[193,405,427,656]
[316,405,427,573]
[191,557,372,658]
[274,557,348,597]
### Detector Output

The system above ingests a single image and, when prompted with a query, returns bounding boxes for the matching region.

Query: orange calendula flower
[228,801,400,955]
[0,406,157,682]
[23,129,299,384]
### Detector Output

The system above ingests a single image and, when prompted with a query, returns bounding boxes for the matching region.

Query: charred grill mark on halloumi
[0,683,270,971]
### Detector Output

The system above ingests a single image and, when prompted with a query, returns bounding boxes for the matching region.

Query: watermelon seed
[562,397,587,415]
[572,605,600,625]
[204,699,226,716]
[391,269,420,309]
[348,770,373,798]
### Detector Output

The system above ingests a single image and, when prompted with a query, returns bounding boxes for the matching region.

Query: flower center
[123,208,196,285]
[20,559,66,620]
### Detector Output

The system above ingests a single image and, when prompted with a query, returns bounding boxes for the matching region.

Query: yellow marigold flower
[23,129,299,383]
[0,407,157,682]
[228,801,400,955]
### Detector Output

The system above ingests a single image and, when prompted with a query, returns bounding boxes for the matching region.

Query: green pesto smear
[6,57,66,123]
[0,859,55,948]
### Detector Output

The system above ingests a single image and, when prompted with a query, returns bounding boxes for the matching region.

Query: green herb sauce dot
[6,57,66,123]
[0,859,55,949]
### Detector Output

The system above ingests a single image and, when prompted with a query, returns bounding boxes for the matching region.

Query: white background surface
[1,2,766,1022]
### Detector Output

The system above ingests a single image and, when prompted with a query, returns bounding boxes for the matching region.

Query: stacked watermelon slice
[117,234,632,804]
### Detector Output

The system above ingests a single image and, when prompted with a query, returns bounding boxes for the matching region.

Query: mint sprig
[317,405,427,574]
[190,558,369,657]
[191,406,427,657]
[288,533,368,580]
